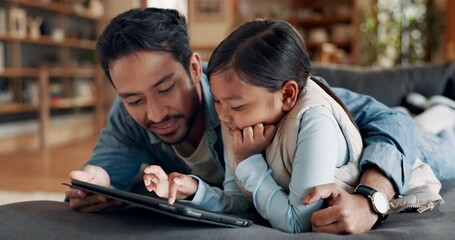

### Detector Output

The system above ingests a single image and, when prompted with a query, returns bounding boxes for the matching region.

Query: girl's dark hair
[207,19,357,127]
[96,8,191,84]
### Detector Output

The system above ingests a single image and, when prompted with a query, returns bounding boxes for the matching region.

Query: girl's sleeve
[235,106,345,233]
[183,155,252,213]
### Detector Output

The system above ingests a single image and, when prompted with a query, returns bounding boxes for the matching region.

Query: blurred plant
[358,0,445,66]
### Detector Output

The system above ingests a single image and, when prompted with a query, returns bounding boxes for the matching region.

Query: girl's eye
[159,83,175,93]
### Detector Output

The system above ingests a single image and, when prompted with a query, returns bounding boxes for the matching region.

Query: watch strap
[354,184,389,223]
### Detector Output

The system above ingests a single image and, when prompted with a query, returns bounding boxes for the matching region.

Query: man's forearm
[359,167,396,200]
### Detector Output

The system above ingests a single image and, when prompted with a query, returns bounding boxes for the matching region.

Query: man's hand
[303,183,378,234]
[65,165,122,213]
[232,123,276,163]
[143,165,198,204]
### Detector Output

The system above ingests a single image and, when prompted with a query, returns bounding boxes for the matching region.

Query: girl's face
[210,69,286,135]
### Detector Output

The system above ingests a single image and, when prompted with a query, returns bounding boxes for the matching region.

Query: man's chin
[154,131,187,145]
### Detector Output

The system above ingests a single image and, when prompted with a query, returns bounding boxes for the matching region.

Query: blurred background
[0,0,454,203]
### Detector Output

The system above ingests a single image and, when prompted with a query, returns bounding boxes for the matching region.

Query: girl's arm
[235,106,346,233]
[181,157,253,213]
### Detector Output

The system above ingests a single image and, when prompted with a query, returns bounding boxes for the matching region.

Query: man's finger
[65,188,86,199]
[77,199,122,213]
[69,170,92,182]
[312,221,347,235]
[69,193,107,209]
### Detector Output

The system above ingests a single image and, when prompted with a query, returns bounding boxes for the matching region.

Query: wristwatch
[354,184,389,222]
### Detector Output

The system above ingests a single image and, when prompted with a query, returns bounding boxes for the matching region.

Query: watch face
[372,192,389,214]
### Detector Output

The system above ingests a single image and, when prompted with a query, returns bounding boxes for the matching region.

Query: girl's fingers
[253,123,265,138]
[242,126,254,143]
[144,165,168,181]
[168,176,181,205]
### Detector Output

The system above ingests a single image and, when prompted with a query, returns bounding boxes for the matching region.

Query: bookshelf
[286,0,359,64]
[0,0,106,150]
[231,0,359,64]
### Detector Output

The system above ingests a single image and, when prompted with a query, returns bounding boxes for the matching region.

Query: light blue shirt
[235,106,349,233]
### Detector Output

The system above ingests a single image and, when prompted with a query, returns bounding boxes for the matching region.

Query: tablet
[63,179,253,228]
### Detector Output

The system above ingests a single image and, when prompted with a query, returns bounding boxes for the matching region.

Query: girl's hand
[168,173,198,204]
[143,165,198,204]
[232,123,276,163]
[144,165,169,198]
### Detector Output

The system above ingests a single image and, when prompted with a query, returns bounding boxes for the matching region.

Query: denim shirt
[332,86,418,194]
[85,72,226,191]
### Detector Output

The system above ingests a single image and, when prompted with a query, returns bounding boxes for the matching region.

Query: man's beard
[146,89,201,145]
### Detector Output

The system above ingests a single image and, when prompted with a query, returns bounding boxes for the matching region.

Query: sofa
[1,62,454,239]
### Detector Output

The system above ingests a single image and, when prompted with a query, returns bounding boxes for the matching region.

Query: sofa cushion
[312,62,455,107]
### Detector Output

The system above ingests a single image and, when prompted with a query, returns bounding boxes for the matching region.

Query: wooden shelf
[0,68,40,77]
[46,67,99,77]
[50,98,96,109]
[0,0,107,151]
[5,0,105,20]
[0,103,39,114]
[0,34,96,50]
[287,0,358,64]
[0,67,99,77]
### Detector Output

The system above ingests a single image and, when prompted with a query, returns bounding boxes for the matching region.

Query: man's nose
[146,100,167,123]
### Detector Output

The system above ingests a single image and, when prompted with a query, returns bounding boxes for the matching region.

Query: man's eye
[159,83,174,93]
[231,105,244,111]
[126,99,143,106]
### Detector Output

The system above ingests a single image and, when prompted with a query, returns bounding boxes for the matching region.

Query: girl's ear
[280,80,299,112]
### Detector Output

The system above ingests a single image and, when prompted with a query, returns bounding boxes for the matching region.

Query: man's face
[109,51,202,144]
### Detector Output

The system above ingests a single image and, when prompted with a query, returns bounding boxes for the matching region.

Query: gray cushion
[312,62,455,107]
[1,179,454,239]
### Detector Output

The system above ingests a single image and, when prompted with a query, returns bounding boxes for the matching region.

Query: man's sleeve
[85,97,154,191]
[333,87,419,194]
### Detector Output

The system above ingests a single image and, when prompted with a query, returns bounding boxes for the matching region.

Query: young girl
[206,19,364,233]
[144,19,443,233]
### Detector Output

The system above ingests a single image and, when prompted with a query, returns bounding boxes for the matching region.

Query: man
[65,8,419,234]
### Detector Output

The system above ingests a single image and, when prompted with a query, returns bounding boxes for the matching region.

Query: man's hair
[96,8,191,84]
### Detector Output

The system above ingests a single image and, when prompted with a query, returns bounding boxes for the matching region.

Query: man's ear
[280,80,299,112]
[189,52,202,84]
